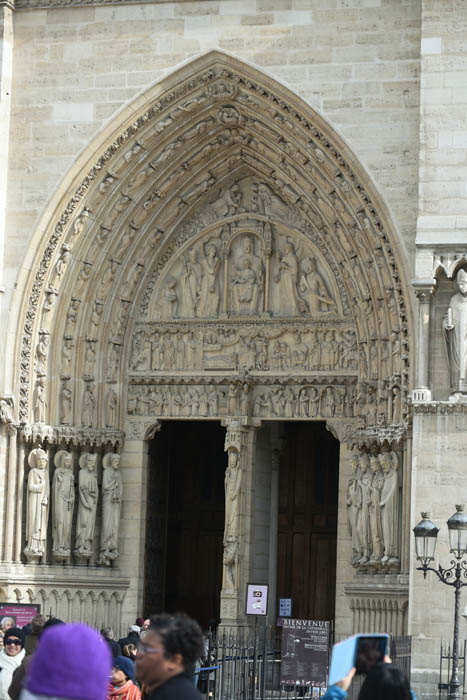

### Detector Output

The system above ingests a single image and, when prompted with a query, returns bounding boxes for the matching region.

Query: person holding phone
[322,660,418,700]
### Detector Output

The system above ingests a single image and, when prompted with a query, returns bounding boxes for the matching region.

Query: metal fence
[439,640,467,698]
[196,628,411,700]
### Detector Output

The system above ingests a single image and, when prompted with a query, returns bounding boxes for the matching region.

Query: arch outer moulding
[4,51,414,631]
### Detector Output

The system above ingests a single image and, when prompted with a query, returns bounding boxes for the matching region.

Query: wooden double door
[277,421,339,622]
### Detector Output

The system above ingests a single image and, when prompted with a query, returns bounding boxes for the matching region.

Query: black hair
[149,613,204,673]
[358,663,411,700]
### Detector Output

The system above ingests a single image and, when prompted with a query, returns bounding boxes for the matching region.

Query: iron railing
[196,628,411,700]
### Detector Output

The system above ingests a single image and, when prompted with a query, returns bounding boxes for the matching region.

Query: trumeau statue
[99,453,123,566]
[52,450,75,561]
[24,448,50,561]
[224,449,241,541]
[444,268,467,394]
[75,452,98,560]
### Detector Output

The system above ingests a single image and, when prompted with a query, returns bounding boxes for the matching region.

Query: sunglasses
[5,639,21,646]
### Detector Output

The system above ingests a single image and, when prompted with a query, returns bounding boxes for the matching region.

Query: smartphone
[328,633,389,686]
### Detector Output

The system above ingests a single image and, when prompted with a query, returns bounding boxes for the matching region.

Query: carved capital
[412,280,436,303]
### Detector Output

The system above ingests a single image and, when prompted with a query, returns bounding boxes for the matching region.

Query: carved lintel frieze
[19,424,124,448]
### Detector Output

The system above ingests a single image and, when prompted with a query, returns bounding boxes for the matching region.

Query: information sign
[280,618,330,687]
[0,603,41,628]
[279,598,292,617]
[245,583,268,616]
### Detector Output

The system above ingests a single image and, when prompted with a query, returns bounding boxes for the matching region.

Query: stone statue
[180,248,203,317]
[224,450,242,541]
[75,452,98,559]
[99,453,123,566]
[33,377,46,423]
[198,243,221,317]
[223,535,238,591]
[105,387,118,427]
[368,455,384,565]
[231,236,263,314]
[52,450,75,560]
[81,383,96,427]
[59,380,72,425]
[276,240,301,315]
[24,448,50,561]
[299,257,336,314]
[347,454,362,566]
[444,268,467,393]
[379,452,400,566]
[357,452,371,565]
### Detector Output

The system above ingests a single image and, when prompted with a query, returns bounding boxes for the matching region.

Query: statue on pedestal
[24,448,50,561]
[444,268,467,394]
[52,450,75,561]
[75,452,98,560]
[99,453,123,566]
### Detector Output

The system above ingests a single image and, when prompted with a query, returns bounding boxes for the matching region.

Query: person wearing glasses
[135,614,203,700]
[0,628,25,700]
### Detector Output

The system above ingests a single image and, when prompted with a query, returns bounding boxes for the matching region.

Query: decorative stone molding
[345,576,408,635]
[412,400,467,415]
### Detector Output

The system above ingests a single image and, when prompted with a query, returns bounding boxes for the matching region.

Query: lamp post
[413,506,467,700]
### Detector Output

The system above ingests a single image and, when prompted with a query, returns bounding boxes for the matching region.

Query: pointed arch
[11,50,413,437]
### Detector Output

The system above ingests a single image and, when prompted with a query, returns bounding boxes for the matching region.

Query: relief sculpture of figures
[24,448,50,561]
[275,240,301,315]
[198,242,221,317]
[231,236,264,315]
[99,453,123,566]
[379,451,400,566]
[444,268,467,394]
[347,454,362,566]
[223,449,241,591]
[52,450,75,561]
[75,452,98,560]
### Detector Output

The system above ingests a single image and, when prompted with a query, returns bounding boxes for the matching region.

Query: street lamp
[413,506,467,700]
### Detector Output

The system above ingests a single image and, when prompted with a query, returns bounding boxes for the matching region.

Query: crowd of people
[0,613,204,700]
[0,613,418,700]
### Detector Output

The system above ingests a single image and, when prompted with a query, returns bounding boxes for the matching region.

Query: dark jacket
[103,635,121,659]
[146,673,202,700]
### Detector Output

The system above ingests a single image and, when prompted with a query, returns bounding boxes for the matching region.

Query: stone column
[4,424,17,562]
[412,283,435,401]
[220,419,259,627]
[14,438,26,562]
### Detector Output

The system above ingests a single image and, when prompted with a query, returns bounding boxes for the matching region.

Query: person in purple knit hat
[20,623,111,700]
